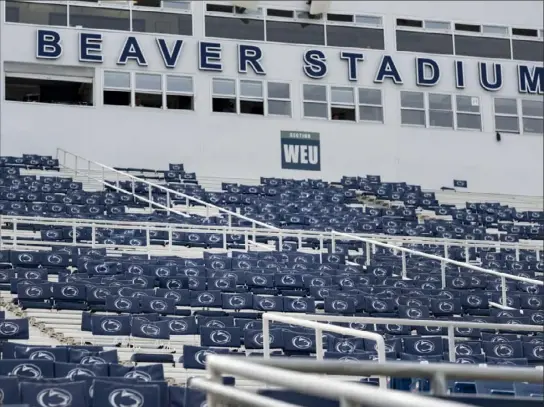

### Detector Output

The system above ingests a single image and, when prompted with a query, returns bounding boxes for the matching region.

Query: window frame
[266,81,292,117]
[400,90,426,128]
[427,92,454,129]
[493,97,521,134]
[454,95,482,132]
[358,87,384,124]
[520,99,544,135]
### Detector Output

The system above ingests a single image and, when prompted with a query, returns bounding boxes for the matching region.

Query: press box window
[494,98,519,133]
[428,93,453,129]
[303,84,328,119]
[134,73,162,108]
[240,80,264,115]
[400,91,425,127]
[358,88,383,123]
[521,100,544,135]
[4,75,92,106]
[456,95,482,131]
[166,75,194,111]
[103,71,131,106]
[267,82,291,117]
[330,87,355,121]
[212,78,236,113]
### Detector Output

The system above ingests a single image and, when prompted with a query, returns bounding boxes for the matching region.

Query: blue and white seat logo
[25,286,44,298]
[164,291,181,302]
[197,293,215,305]
[150,299,168,312]
[492,344,514,358]
[61,285,79,297]
[67,367,95,380]
[0,321,20,336]
[228,296,246,307]
[291,335,312,349]
[29,350,56,361]
[335,340,355,354]
[124,371,152,381]
[37,388,73,407]
[46,254,62,264]
[291,299,308,311]
[140,324,161,337]
[169,320,188,333]
[101,318,122,333]
[331,300,348,311]
[466,295,482,307]
[455,344,473,356]
[258,298,276,310]
[252,333,273,346]
[81,356,106,364]
[414,340,435,354]
[210,330,232,345]
[108,389,144,407]
[406,308,423,319]
[114,298,133,310]
[11,363,42,378]
[438,301,454,313]
[154,267,171,277]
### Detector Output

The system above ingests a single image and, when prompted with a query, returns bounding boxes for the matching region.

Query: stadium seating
[0,154,542,406]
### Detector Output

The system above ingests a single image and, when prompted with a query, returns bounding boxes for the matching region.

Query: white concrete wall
[1,1,543,196]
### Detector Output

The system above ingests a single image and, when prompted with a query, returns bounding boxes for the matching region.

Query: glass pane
[69,5,130,31]
[494,98,518,115]
[213,78,236,95]
[167,76,193,93]
[425,20,450,30]
[331,87,354,104]
[163,1,191,10]
[401,109,425,126]
[266,21,325,46]
[135,73,162,91]
[358,88,382,105]
[268,100,291,116]
[512,40,544,62]
[303,102,328,118]
[428,93,452,110]
[401,91,424,109]
[359,106,384,122]
[303,85,327,101]
[457,113,482,130]
[133,11,192,35]
[205,16,264,41]
[354,15,382,26]
[396,31,453,55]
[482,25,508,35]
[104,71,130,89]
[429,110,453,128]
[5,1,67,26]
[327,26,384,50]
[521,99,544,117]
[454,35,511,59]
[456,95,480,112]
[495,115,520,133]
[268,82,290,99]
[523,117,543,134]
[240,80,263,98]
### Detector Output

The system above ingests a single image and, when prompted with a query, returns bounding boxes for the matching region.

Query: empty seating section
[0,153,543,406]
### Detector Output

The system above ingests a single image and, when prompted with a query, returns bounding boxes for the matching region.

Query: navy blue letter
[36,29,62,59]
[156,38,184,69]
[238,44,265,75]
[518,65,543,94]
[79,32,103,63]
[117,36,147,66]
[455,60,465,89]
[479,62,503,91]
[303,50,327,79]
[199,41,222,71]
[374,55,403,84]
[416,57,440,86]
[340,51,364,82]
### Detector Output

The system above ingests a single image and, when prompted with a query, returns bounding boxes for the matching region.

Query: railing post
[315,327,324,360]
[401,250,407,280]
[91,224,96,248]
[464,244,469,263]
[365,242,371,266]
[447,325,456,362]
[515,246,520,261]
[227,214,232,228]
[319,235,324,263]
[12,219,18,248]
[262,316,270,359]
[430,372,448,396]
[244,230,249,251]
[74,156,78,177]
[441,260,446,289]
[166,191,171,215]
[148,187,153,210]
[168,229,173,254]
[501,275,507,306]
[72,224,77,245]
[331,231,336,254]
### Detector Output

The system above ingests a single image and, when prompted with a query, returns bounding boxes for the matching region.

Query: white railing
[56,148,280,231]
[332,231,543,308]
[261,313,387,388]
[196,355,476,407]
[280,313,544,363]
[1,216,542,301]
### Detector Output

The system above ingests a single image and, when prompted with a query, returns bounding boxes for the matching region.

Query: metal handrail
[262,313,387,388]
[274,313,544,363]
[1,216,542,291]
[56,148,280,231]
[332,231,543,308]
[200,355,476,407]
